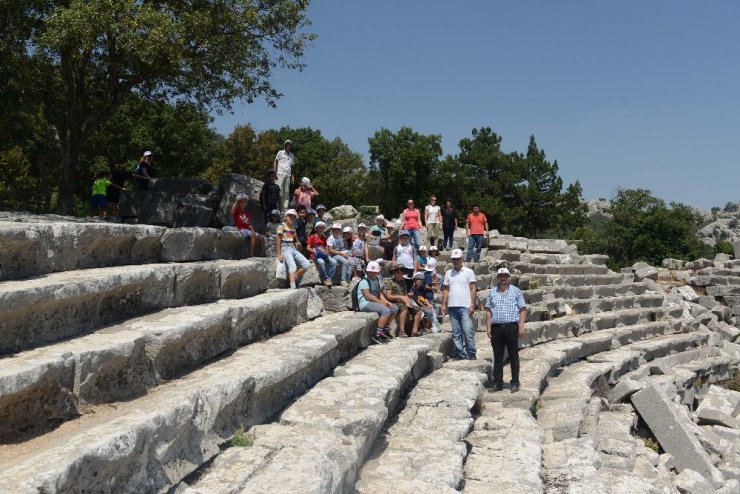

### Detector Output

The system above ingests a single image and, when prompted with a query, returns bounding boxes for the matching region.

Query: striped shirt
[485,285,526,324]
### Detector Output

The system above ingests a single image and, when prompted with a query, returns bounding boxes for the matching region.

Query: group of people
[90,151,156,216]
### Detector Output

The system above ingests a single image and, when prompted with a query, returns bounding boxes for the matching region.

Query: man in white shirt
[425,195,441,249]
[273,139,295,210]
[441,248,477,359]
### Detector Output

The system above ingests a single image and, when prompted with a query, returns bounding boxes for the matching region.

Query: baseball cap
[306,208,316,215]
[236,193,248,201]
[270,209,280,216]
[413,272,425,280]
[425,258,438,271]
[316,204,326,211]
[357,223,367,229]
[284,139,292,146]
[366,261,381,273]
[285,209,297,217]
[418,245,427,251]
[429,246,438,252]
[376,214,385,221]
[496,267,511,276]
[399,230,410,237]
[342,226,352,233]
[450,248,463,259]
[331,223,342,230]
[315,221,326,229]
[143,150,153,156]
[387,222,395,229]
[301,177,310,185]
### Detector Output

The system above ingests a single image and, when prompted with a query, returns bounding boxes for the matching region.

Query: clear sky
[212,0,740,210]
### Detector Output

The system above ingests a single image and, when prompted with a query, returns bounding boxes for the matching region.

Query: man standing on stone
[485,267,527,392]
[465,205,488,263]
[441,248,478,360]
[273,139,294,210]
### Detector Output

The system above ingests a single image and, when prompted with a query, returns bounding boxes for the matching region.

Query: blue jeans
[281,245,310,273]
[315,256,337,281]
[407,229,422,251]
[333,254,352,282]
[448,307,476,358]
[466,234,484,262]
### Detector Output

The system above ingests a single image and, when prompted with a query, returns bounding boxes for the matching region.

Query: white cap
[342,226,352,233]
[497,267,511,276]
[284,139,292,146]
[366,261,381,273]
[270,209,280,216]
[235,193,248,201]
[315,221,326,229]
[331,223,342,230]
[301,177,310,185]
[358,223,367,229]
[376,214,385,221]
[425,258,438,271]
[413,272,425,280]
[418,245,427,251]
[143,150,153,156]
[429,245,438,251]
[450,248,463,259]
[285,209,297,217]
[387,222,395,229]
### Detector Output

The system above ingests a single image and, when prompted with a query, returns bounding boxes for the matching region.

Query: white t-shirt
[275,149,294,175]
[443,267,477,307]
[394,244,415,269]
[327,234,346,251]
[425,204,441,224]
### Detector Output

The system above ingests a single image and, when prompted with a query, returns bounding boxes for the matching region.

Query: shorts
[91,194,107,208]
[361,301,399,318]
[427,223,440,238]
[106,188,121,205]
[238,229,262,239]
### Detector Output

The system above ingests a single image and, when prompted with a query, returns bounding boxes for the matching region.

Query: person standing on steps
[465,205,488,263]
[442,198,458,250]
[485,267,527,393]
[425,195,441,249]
[273,139,294,210]
[400,199,422,251]
[260,169,281,222]
[440,248,478,360]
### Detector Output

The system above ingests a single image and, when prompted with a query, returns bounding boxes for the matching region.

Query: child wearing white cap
[350,224,369,277]
[276,209,311,289]
[327,223,352,286]
[293,177,318,210]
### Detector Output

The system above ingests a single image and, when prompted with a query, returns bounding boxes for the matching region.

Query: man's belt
[491,322,518,327]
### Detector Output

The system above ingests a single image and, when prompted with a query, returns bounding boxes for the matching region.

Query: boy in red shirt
[231,193,265,257]
[465,205,488,263]
[306,221,336,286]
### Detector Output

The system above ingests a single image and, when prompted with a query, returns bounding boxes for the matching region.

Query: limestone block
[119,190,214,227]
[735,240,740,259]
[526,239,569,254]
[160,228,245,262]
[314,285,351,312]
[697,296,720,309]
[663,258,687,270]
[634,266,659,282]
[611,378,644,403]
[677,285,700,302]
[631,383,724,486]
[695,385,740,429]
[149,177,214,195]
[216,173,263,227]
[674,468,715,493]
[328,204,359,220]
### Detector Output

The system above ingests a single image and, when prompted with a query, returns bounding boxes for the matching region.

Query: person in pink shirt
[293,177,319,209]
[400,198,422,251]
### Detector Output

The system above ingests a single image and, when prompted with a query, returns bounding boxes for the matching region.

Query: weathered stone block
[695,385,740,429]
[148,177,214,195]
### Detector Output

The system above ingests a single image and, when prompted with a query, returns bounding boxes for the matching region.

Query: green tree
[578,188,710,267]
[368,127,442,215]
[0,147,40,211]
[207,124,278,181]
[7,0,314,213]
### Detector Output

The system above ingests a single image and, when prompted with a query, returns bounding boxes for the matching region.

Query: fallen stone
[718,479,740,494]
[663,258,686,270]
[120,190,215,227]
[735,241,740,259]
[674,468,714,493]
[631,383,724,486]
[634,266,659,282]
[328,204,359,220]
[677,285,700,302]
[695,385,740,429]
[611,378,644,402]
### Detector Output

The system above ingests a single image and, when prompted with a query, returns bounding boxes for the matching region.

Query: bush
[716,240,735,256]
[0,147,40,211]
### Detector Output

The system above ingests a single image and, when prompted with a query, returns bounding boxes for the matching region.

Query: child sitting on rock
[277,209,311,289]
[231,193,265,257]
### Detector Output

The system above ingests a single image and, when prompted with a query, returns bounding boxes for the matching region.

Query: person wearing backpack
[356,261,398,344]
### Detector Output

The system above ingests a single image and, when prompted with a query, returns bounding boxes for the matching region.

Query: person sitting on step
[357,261,398,344]
[276,209,310,289]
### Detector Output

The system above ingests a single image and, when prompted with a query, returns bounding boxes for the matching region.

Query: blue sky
[212,1,740,210]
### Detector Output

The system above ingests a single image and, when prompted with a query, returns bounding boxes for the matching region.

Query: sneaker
[370,331,383,345]
[340,281,349,287]
[323,279,332,286]
[511,384,520,393]
[451,355,466,361]
[382,326,393,339]
[489,383,504,392]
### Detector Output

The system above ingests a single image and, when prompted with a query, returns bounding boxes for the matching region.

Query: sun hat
[366,261,381,273]
[315,221,326,229]
[425,258,438,271]
[331,223,342,230]
[285,209,297,217]
[450,248,463,259]
[342,226,352,233]
[496,267,511,276]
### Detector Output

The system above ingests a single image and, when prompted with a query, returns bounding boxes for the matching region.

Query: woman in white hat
[294,177,319,210]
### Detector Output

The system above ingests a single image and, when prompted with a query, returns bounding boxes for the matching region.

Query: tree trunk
[56,131,79,215]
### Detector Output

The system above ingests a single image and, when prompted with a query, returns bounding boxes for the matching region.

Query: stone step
[0,311,378,493]
[461,402,544,493]
[536,331,711,443]
[517,252,608,266]
[690,274,740,287]
[510,262,611,276]
[183,333,452,494]
[0,221,250,281]
[0,259,268,355]
[523,282,650,304]
[481,318,687,412]
[513,272,632,289]
[353,359,489,493]
[0,288,323,441]
[526,293,666,322]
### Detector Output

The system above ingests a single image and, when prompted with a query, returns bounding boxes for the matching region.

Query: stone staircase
[1,220,739,493]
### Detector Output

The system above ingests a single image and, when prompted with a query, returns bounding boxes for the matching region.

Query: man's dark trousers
[490,322,520,386]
